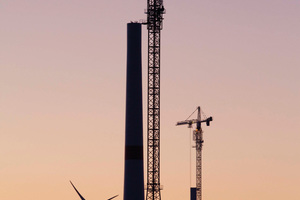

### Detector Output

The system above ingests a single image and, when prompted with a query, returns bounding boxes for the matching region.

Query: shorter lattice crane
[176,106,213,200]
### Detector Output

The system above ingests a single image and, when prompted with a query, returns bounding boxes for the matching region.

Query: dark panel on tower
[123,22,145,200]
[190,187,196,200]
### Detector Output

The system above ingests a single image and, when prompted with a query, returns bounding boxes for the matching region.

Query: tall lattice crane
[144,1,165,200]
[176,107,213,200]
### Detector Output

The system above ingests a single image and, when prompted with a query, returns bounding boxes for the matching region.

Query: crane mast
[176,107,213,200]
[145,1,165,200]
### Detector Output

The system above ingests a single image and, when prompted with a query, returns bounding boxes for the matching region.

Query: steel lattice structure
[194,107,203,200]
[177,107,213,200]
[145,1,165,200]
[194,128,203,200]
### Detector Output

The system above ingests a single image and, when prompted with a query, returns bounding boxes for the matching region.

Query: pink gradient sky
[1,0,299,200]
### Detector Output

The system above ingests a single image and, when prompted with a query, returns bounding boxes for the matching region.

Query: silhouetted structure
[123,22,145,200]
[70,181,86,200]
[144,1,165,200]
[176,106,213,200]
[190,188,196,200]
[70,181,118,200]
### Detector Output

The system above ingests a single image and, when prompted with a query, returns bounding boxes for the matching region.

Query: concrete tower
[123,22,144,200]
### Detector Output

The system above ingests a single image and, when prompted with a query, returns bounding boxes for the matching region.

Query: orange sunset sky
[1,0,300,200]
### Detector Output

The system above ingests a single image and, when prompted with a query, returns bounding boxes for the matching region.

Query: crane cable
[189,126,192,187]
[186,107,198,121]
[186,107,208,121]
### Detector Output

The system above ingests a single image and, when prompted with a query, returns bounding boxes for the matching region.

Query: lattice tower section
[194,129,204,200]
[146,1,164,200]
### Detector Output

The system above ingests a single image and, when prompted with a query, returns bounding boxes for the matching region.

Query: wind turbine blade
[70,181,86,200]
[107,194,119,200]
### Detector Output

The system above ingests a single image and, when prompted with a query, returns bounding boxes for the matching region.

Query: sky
[1,0,300,200]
